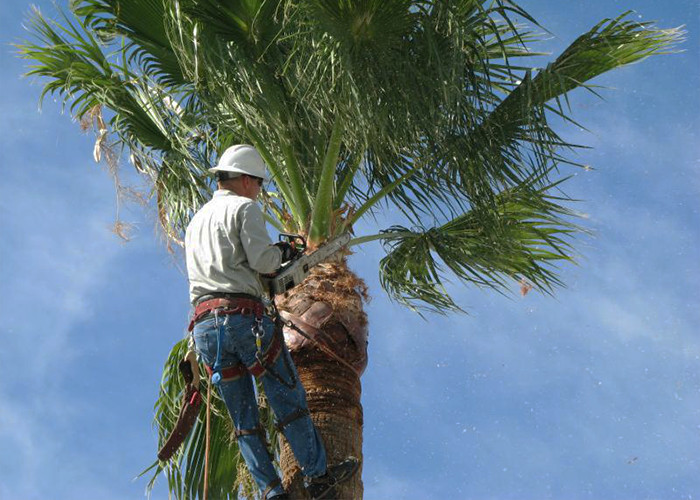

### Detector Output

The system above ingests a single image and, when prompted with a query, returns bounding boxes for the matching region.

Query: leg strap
[204,332,284,382]
[235,425,275,461]
[248,331,284,377]
[205,362,246,382]
[275,408,310,433]
[234,425,266,439]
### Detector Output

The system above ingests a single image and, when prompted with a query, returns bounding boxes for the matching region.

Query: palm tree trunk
[276,260,369,498]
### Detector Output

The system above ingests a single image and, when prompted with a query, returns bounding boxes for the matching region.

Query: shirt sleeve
[238,202,283,274]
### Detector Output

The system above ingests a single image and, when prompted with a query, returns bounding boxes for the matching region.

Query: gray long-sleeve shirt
[185,190,282,303]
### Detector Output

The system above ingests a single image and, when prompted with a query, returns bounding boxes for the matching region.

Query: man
[185,145,358,500]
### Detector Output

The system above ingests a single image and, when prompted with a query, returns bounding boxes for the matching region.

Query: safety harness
[190,294,297,389]
[190,293,307,500]
[162,294,357,470]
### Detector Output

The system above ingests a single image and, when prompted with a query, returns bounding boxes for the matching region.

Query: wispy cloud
[0,136,129,497]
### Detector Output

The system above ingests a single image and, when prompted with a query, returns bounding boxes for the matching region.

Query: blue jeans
[193,312,327,498]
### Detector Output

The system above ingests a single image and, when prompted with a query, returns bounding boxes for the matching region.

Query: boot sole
[314,458,360,499]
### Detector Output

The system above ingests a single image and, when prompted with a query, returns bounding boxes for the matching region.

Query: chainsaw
[261,232,351,296]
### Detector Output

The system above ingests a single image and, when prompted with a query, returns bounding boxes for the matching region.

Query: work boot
[304,457,360,499]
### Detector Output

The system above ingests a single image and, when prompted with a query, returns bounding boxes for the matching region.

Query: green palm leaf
[378,174,580,313]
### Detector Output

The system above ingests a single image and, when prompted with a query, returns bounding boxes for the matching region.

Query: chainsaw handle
[278,233,307,254]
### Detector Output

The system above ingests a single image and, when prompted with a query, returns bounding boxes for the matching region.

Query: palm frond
[144,339,248,499]
[309,116,344,242]
[72,0,186,86]
[19,5,224,241]
[378,174,581,313]
[488,12,683,129]
[349,11,683,224]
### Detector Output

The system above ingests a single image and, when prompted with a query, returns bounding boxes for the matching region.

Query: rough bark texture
[276,260,368,499]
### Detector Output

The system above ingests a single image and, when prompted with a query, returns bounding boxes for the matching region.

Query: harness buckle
[253,316,264,352]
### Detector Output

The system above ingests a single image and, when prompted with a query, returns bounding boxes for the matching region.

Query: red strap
[204,333,284,381]
[204,363,246,382]
[188,297,264,331]
[248,333,283,377]
[280,310,363,376]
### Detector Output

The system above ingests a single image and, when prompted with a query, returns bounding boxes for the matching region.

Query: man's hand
[274,241,299,263]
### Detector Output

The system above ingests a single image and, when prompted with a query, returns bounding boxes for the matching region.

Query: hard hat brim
[208,165,269,181]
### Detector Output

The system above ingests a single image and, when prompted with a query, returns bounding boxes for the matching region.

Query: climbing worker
[185,144,359,500]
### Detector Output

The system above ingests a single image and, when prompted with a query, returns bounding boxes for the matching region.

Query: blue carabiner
[211,311,225,385]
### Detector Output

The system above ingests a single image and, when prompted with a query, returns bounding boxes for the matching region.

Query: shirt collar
[214,189,236,198]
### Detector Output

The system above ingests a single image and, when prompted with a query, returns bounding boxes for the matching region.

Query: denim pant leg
[261,344,327,479]
[192,316,284,499]
[217,376,285,498]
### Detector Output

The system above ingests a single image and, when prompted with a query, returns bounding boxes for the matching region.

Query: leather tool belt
[188,294,264,332]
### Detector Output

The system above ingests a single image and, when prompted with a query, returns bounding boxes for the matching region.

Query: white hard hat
[209,144,269,181]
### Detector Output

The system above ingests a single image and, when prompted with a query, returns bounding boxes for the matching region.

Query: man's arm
[238,202,283,274]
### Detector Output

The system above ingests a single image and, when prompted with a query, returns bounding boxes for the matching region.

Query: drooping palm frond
[378,174,581,313]
[20,4,221,241]
[72,0,187,86]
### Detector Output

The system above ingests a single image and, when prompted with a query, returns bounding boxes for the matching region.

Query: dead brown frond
[155,177,185,253]
[519,278,533,296]
[118,185,149,206]
[79,108,144,243]
[79,105,105,132]
[111,220,135,242]
[101,138,120,177]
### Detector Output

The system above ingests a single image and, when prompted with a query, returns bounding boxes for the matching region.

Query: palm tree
[20,1,680,498]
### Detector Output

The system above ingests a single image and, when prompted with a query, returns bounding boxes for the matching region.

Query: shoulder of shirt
[211,190,254,209]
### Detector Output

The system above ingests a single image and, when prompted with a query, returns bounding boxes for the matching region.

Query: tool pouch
[157,355,203,461]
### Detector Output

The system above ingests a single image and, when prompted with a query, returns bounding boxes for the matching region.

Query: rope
[203,380,212,500]
[282,314,361,377]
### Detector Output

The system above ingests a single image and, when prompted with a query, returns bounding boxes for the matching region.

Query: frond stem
[335,151,365,209]
[280,141,312,226]
[231,113,302,224]
[309,115,343,243]
[349,231,413,248]
[344,165,421,231]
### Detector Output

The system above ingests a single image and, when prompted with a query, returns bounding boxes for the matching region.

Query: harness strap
[279,311,362,376]
[234,425,265,439]
[235,424,276,463]
[188,297,264,331]
[275,407,310,433]
[204,362,246,382]
[203,332,284,381]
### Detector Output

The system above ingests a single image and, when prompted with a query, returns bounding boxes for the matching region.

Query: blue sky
[1,1,698,499]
